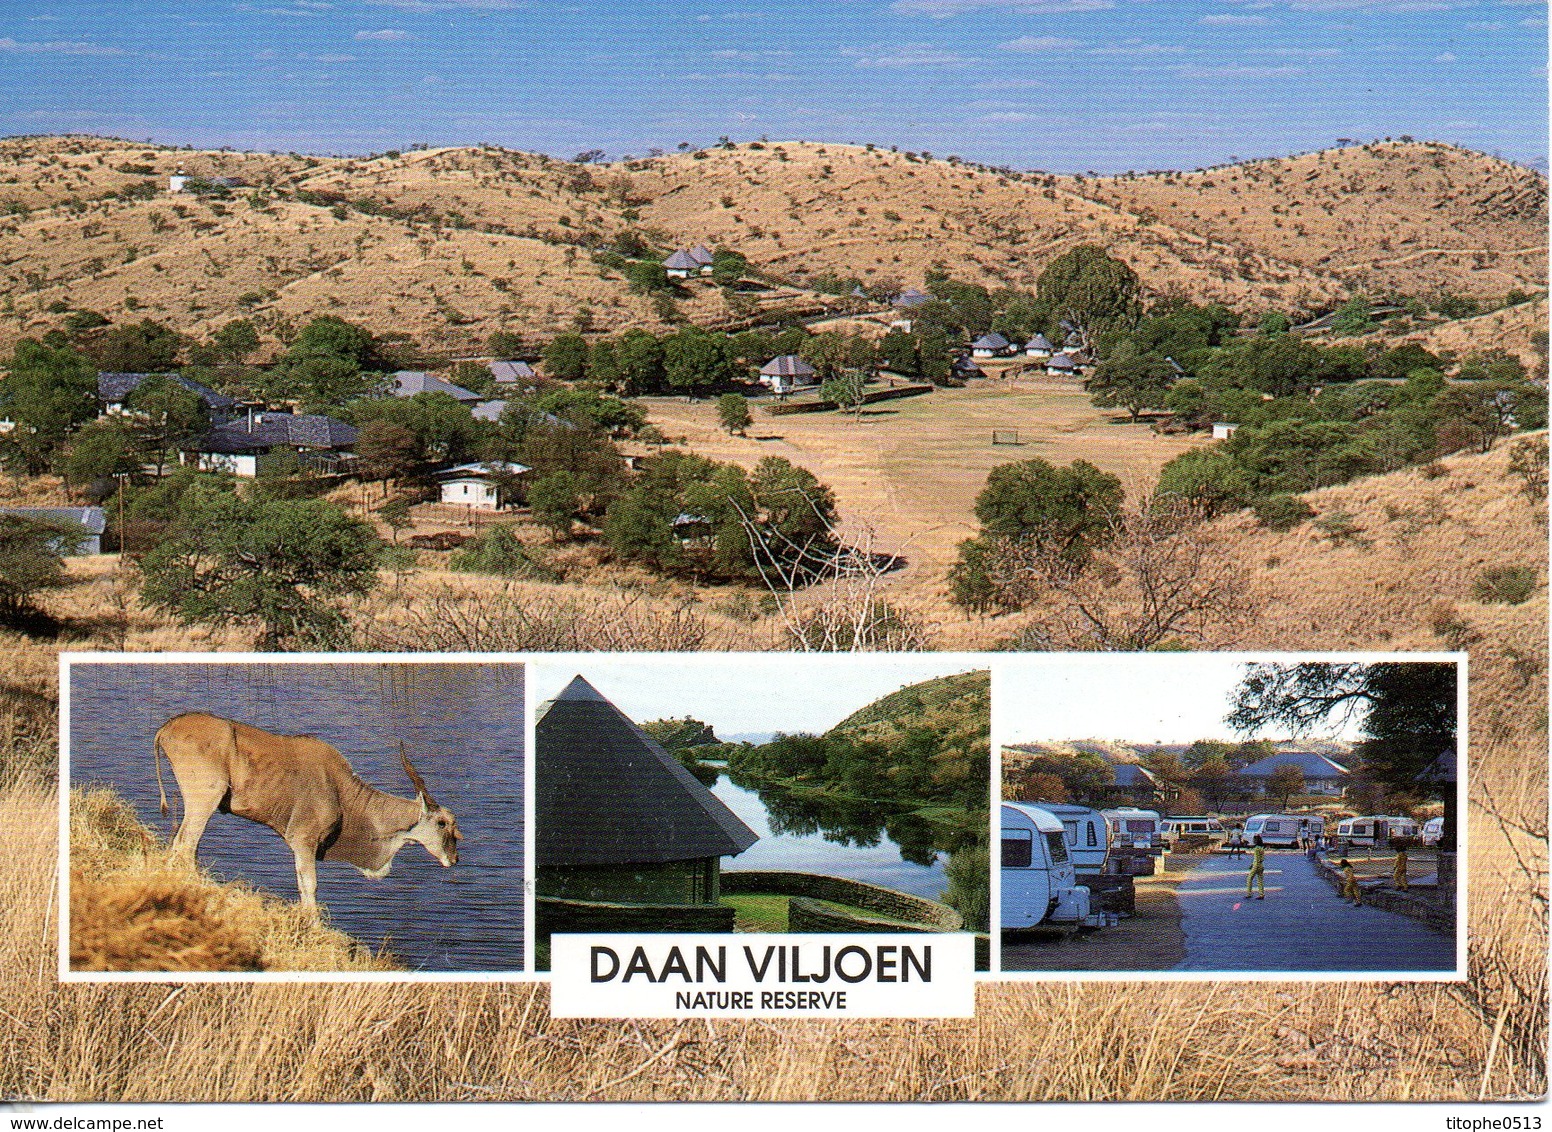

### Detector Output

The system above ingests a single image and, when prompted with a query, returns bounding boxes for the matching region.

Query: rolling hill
[0,135,1542,358]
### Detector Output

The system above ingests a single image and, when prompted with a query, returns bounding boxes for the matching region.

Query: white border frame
[59,649,1466,986]
[59,651,540,985]
[990,649,1469,983]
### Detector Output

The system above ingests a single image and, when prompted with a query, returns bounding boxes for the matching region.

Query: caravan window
[1046,832,1068,864]
[1002,829,1033,868]
[1086,822,1098,847]
[1062,820,1080,846]
[1125,820,1153,834]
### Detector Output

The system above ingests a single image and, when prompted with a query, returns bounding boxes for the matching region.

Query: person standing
[1340,857,1362,905]
[1246,834,1267,900]
[1392,844,1410,892]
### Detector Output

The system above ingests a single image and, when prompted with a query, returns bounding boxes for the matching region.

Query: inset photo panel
[63,656,526,978]
[530,654,991,971]
[995,653,1463,979]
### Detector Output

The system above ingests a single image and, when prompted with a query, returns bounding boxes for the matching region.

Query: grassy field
[643,381,1205,585]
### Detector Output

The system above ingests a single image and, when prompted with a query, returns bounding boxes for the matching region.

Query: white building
[758,354,819,396]
[433,461,531,511]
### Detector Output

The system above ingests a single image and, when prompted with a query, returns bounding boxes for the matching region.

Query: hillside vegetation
[0,136,1542,357]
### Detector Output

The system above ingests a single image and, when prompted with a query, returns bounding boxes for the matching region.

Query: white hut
[664,250,700,279]
[758,354,819,395]
[432,460,531,511]
[1024,333,1054,359]
[970,332,1013,359]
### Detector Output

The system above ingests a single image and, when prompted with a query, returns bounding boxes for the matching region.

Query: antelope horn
[400,741,436,807]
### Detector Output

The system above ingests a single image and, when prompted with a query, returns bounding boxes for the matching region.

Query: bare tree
[987,496,1260,650]
[730,492,934,651]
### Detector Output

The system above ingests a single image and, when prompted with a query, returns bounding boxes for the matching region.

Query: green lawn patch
[721,893,790,932]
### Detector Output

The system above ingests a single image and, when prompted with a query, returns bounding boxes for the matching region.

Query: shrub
[1252,494,1315,531]
[447,525,560,581]
[1472,565,1539,606]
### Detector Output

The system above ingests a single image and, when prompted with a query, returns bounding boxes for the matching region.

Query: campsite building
[0,506,106,555]
[432,460,530,510]
[663,250,701,279]
[188,412,358,477]
[536,675,758,906]
[392,371,481,403]
[488,360,536,386]
[1024,333,1054,359]
[97,372,237,418]
[1238,750,1351,796]
[970,332,1014,359]
[758,354,819,395]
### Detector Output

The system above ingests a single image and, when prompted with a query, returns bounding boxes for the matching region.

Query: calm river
[68,662,525,972]
[711,773,949,899]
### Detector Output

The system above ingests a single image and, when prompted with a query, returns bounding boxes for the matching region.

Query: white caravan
[1001,803,1105,929]
[1242,813,1303,848]
[1336,815,1419,847]
[1161,816,1228,847]
[1420,817,1445,846]
[1102,807,1165,852]
[1038,803,1111,874]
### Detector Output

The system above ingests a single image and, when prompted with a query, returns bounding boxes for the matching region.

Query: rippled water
[712,776,948,899]
[69,662,525,972]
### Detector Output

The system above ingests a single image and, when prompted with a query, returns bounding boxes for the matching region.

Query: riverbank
[70,787,398,973]
[1000,867,1188,973]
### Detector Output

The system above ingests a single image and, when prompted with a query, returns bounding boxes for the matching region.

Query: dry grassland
[644,383,1206,584]
[1,136,1542,356]
[0,436,1542,1101]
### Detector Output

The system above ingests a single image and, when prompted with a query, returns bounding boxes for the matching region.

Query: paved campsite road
[1172,851,1454,972]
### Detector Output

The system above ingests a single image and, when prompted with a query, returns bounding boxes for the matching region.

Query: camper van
[1241,814,1303,848]
[1001,803,1106,930]
[1421,816,1445,846]
[1102,807,1165,852]
[1161,816,1228,848]
[1038,803,1110,874]
[1336,815,1420,847]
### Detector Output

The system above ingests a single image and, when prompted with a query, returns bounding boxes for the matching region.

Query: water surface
[69,662,525,972]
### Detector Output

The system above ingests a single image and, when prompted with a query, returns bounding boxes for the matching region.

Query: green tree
[1190,755,1238,811]
[0,339,100,474]
[125,375,208,477]
[820,372,866,416]
[0,513,75,624]
[1154,447,1256,515]
[528,470,582,540]
[716,393,753,436]
[347,392,489,466]
[972,458,1124,558]
[542,333,590,381]
[1087,346,1175,420]
[486,330,525,358]
[536,388,645,434]
[59,417,142,486]
[92,319,182,373]
[139,488,381,648]
[663,327,734,397]
[1031,244,1141,343]
[612,329,667,395]
[213,319,260,366]
[711,247,749,287]
[1329,296,1374,337]
[626,258,672,294]
[354,419,420,490]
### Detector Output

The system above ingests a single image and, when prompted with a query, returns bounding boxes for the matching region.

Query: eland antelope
[153,712,462,909]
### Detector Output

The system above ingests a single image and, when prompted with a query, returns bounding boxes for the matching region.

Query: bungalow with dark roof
[536,675,757,911]
[1238,751,1350,797]
[1024,333,1054,359]
[1045,352,1080,378]
[663,250,701,279]
[432,460,531,510]
[488,360,537,385]
[0,506,107,555]
[971,332,1014,359]
[392,371,481,403]
[688,245,715,269]
[951,354,986,380]
[187,412,359,477]
[97,372,237,418]
[758,354,818,396]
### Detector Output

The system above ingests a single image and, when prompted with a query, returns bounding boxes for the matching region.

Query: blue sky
[1,0,1545,171]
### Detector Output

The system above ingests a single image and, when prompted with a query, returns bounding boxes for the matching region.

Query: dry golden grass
[0,432,1541,1100]
[67,787,397,974]
[2,136,1542,356]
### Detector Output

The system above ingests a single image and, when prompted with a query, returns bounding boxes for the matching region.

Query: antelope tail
[154,732,168,816]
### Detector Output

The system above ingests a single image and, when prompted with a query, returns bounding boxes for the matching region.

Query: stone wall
[537,895,735,936]
[1311,854,1454,933]
[722,870,963,931]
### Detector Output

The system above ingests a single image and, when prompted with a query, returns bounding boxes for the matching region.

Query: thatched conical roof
[536,675,758,867]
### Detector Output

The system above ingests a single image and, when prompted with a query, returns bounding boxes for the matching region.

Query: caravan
[1161,816,1228,849]
[1420,816,1445,846]
[1242,813,1303,848]
[1001,803,1106,929]
[1336,815,1420,847]
[1038,803,1110,874]
[1102,807,1165,852]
